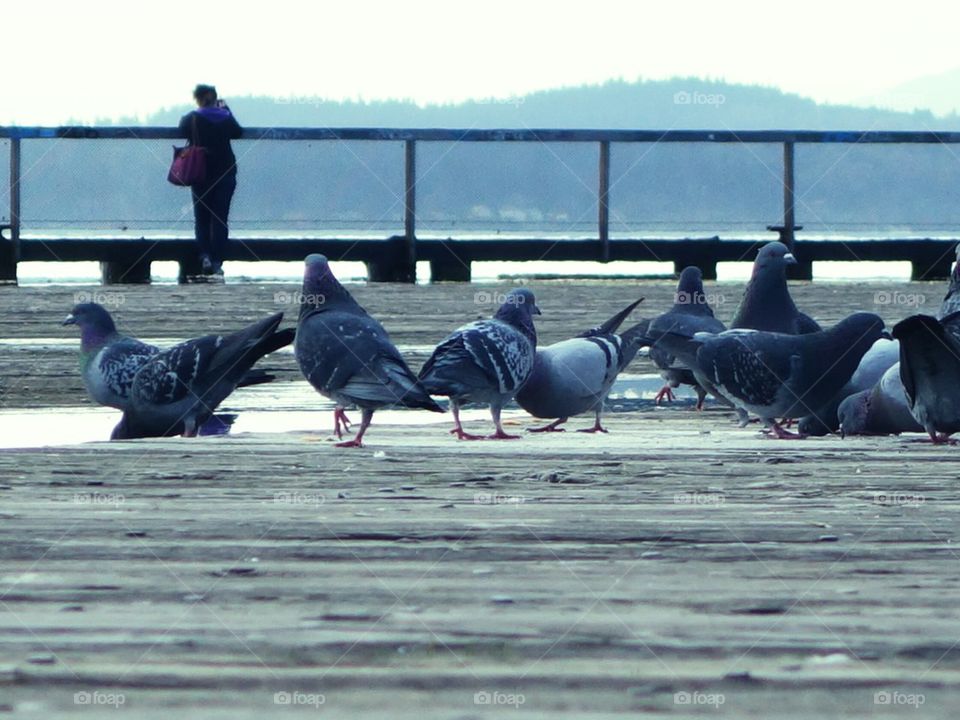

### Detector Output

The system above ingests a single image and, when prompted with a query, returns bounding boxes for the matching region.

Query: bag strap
[190,112,200,146]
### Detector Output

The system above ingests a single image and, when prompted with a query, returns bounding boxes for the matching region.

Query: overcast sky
[3,0,959,124]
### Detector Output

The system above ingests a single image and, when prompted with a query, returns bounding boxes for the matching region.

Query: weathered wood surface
[2,282,959,718]
[0,279,940,409]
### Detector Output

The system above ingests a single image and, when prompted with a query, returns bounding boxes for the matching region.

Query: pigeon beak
[533,304,542,316]
[881,330,893,340]
[784,253,797,265]
[839,425,846,440]
[62,314,77,326]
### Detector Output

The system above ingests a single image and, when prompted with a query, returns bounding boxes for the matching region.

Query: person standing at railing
[179,84,242,278]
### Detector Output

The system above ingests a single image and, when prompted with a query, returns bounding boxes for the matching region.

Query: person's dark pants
[191,173,236,271]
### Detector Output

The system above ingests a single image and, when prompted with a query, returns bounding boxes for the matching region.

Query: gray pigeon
[420,288,540,439]
[798,337,900,436]
[892,312,960,443]
[838,363,922,436]
[515,298,644,433]
[938,244,960,320]
[731,242,821,334]
[647,313,885,438]
[295,254,443,447]
[63,303,159,409]
[112,313,295,439]
[644,266,726,409]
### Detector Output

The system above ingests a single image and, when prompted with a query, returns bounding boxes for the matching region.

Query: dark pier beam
[0,138,21,284]
[101,258,151,285]
[911,252,954,281]
[365,236,417,283]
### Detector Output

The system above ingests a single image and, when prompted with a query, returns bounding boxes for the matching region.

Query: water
[0,374,675,449]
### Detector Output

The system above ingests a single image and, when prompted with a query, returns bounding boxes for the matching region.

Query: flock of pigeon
[63,244,960,447]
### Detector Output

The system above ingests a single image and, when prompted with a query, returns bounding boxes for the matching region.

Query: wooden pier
[3,281,960,717]
[3,127,960,285]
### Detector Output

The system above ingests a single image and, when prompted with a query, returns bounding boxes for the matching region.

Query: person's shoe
[200,255,214,275]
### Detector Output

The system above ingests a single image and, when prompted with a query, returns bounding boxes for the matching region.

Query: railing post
[598,140,610,262]
[404,139,417,266]
[0,137,21,284]
[782,141,795,250]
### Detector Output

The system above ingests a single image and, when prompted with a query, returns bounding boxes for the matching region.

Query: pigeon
[892,311,960,443]
[731,241,821,334]
[294,254,443,447]
[64,302,280,422]
[798,337,901,436]
[838,363,922,436]
[938,244,960,320]
[515,298,644,433]
[645,312,885,438]
[420,288,540,439]
[63,303,159,409]
[643,266,726,409]
[112,313,295,439]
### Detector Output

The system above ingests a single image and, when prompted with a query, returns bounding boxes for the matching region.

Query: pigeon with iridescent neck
[63,303,159,410]
[731,242,820,334]
[294,254,443,448]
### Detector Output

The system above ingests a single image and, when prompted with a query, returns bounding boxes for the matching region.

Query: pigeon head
[838,390,871,437]
[299,254,362,318]
[673,266,713,315]
[494,288,541,341]
[751,242,796,279]
[63,302,119,351]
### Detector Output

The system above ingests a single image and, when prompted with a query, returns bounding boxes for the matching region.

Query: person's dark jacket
[179,106,242,182]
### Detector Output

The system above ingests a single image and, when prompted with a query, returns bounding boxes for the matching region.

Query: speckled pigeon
[515,298,644,433]
[64,302,279,425]
[294,254,442,447]
[419,288,540,439]
[111,313,295,439]
[731,242,820,334]
[838,363,922,436]
[798,337,900,436]
[892,311,960,443]
[644,266,726,409]
[651,312,885,438]
[63,303,159,410]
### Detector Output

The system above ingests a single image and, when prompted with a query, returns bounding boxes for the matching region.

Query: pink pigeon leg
[449,401,484,441]
[488,405,521,440]
[335,409,372,448]
[654,385,676,404]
